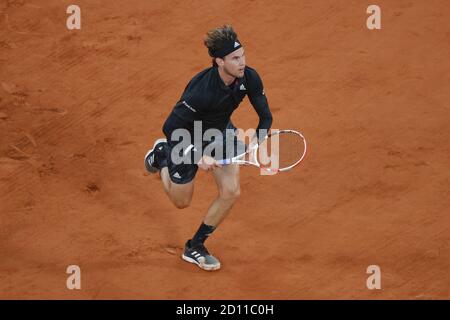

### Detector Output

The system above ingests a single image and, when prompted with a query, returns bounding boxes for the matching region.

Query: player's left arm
[247,69,273,143]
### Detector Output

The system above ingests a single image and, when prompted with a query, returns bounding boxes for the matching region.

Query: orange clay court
[0,0,449,299]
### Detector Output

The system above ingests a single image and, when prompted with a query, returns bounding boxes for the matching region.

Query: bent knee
[172,198,191,209]
[173,200,191,209]
[219,187,241,201]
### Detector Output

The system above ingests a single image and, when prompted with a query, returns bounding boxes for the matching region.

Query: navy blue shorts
[162,114,245,184]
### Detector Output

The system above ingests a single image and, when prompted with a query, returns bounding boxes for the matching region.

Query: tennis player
[144,25,272,271]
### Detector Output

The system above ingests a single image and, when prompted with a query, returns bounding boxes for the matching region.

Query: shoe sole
[144,138,167,173]
[182,254,221,271]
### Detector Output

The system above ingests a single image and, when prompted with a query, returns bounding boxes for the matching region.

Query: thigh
[160,164,196,206]
[169,176,195,202]
[213,163,240,195]
[166,135,199,185]
[164,141,198,203]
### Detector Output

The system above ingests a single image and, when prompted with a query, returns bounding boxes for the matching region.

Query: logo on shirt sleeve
[182,100,197,112]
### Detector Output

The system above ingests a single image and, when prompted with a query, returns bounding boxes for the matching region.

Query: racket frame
[217,129,307,172]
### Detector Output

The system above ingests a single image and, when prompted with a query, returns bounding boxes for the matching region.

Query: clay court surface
[0,0,449,299]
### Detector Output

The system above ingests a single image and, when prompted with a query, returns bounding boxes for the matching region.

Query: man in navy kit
[145,25,272,271]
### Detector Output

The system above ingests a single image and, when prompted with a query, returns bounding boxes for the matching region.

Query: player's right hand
[197,155,221,171]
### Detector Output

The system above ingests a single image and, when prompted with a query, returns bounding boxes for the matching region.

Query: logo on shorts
[234,41,240,48]
[173,172,181,179]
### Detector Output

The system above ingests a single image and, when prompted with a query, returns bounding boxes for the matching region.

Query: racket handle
[217,159,232,165]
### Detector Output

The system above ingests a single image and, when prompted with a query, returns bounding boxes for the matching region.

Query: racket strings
[257,132,305,170]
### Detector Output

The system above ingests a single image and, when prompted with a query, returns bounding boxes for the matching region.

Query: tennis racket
[217,129,307,173]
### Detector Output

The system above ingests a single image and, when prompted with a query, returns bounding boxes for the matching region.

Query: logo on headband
[234,41,240,48]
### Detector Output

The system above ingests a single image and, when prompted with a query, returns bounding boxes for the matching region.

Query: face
[217,47,246,78]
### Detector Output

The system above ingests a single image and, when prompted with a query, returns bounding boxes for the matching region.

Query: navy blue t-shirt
[163,65,272,139]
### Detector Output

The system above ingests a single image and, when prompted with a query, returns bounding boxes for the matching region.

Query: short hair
[204,25,238,66]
